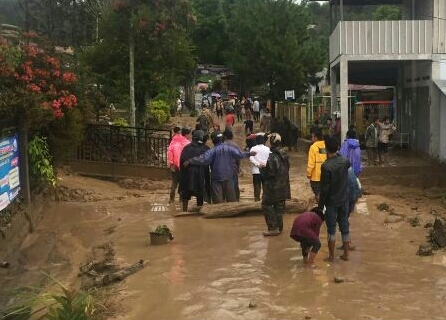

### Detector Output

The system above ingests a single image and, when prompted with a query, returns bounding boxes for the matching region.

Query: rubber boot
[276,201,285,233]
[262,204,275,232]
[182,200,188,212]
[340,241,350,261]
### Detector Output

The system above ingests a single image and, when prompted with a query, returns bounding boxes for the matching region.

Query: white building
[319,0,446,162]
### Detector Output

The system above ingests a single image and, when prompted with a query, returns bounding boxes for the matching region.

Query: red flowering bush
[0,31,78,128]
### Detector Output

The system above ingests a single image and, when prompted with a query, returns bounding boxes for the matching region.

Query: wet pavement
[100,196,446,320]
[2,116,446,319]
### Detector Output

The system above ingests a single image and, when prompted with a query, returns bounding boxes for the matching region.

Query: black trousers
[169,170,180,202]
[252,174,263,201]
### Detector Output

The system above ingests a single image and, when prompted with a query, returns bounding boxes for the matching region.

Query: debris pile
[417,218,446,256]
[79,242,146,290]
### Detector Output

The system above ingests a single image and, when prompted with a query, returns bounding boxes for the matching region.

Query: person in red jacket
[290,207,325,267]
[167,126,191,203]
[225,109,235,132]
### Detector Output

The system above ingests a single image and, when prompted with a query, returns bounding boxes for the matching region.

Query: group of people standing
[296,115,366,267]
[168,125,249,211]
[168,113,292,239]
[365,116,397,166]
[296,114,395,267]
[168,110,399,268]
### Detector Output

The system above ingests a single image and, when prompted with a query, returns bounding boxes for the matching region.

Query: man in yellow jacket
[306,128,327,203]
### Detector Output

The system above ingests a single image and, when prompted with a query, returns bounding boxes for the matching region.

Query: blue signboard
[0,134,20,211]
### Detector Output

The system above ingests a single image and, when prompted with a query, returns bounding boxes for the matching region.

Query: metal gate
[73,124,171,167]
[353,101,393,136]
[275,102,307,133]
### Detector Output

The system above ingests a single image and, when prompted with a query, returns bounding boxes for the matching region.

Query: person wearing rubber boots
[259,133,291,236]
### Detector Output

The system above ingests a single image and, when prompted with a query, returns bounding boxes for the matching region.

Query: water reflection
[101,200,446,320]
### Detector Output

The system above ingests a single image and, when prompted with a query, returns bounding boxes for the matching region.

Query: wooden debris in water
[200,199,308,219]
[417,244,433,256]
[429,218,446,248]
[79,243,146,290]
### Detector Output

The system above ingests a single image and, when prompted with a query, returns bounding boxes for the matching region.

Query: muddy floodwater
[2,116,446,319]
[47,196,444,320]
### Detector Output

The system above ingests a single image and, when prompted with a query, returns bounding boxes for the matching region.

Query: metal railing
[275,102,307,134]
[73,124,171,167]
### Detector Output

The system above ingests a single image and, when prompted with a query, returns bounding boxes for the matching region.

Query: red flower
[0,33,78,122]
[62,72,76,83]
[27,83,41,93]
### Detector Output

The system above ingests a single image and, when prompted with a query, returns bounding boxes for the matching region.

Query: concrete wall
[67,160,170,180]
[430,84,441,160]
[440,88,446,162]
[433,0,446,53]
[401,85,430,153]
[402,60,432,88]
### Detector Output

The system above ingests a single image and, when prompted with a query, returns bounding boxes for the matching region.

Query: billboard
[284,90,295,100]
[0,134,20,211]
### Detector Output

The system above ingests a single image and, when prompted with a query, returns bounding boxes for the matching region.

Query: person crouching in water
[290,207,325,268]
[259,133,291,236]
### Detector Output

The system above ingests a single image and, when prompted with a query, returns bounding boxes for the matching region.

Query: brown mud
[1,115,446,320]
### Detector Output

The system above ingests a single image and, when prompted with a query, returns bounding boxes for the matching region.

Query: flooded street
[1,117,446,319]
[97,195,446,320]
[4,190,446,319]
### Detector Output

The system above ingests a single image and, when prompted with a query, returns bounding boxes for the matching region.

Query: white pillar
[339,58,349,139]
[330,66,337,117]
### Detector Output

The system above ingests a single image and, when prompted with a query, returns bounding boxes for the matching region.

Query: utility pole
[129,19,136,127]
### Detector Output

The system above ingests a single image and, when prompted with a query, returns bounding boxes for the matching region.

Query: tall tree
[373,5,401,20]
[0,0,99,46]
[80,0,197,125]
[0,0,21,26]
[227,0,325,102]
[0,31,79,201]
[190,0,229,65]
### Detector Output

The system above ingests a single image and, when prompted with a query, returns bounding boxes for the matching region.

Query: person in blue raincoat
[339,128,362,176]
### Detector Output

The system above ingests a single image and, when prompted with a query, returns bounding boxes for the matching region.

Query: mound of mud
[118,178,168,190]
[55,185,101,202]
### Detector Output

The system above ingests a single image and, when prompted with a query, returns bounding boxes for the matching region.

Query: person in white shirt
[176,98,182,116]
[377,116,396,165]
[249,133,270,201]
[253,98,260,122]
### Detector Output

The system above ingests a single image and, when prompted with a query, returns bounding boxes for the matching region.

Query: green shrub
[45,286,96,320]
[0,281,97,320]
[111,116,129,127]
[28,135,56,189]
[46,108,85,162]
[146,100,170,127]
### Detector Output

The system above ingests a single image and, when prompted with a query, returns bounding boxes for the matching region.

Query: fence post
[18,125,31,205]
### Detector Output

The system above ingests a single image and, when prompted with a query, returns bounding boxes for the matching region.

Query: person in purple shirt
[290,207,325,268]
[184,132,252,204]
[339,128,362,176]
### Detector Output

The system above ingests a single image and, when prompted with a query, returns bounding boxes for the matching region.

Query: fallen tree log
[81,259,146,290]
[172,206,202,217]
[200,198,309,219]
